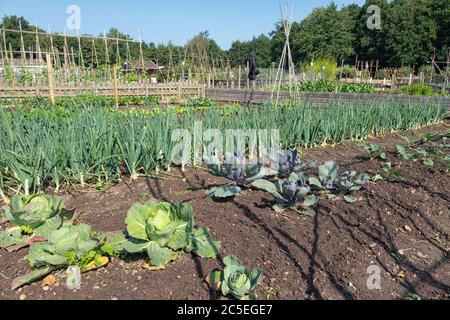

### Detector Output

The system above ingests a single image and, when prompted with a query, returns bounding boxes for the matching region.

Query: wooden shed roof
[131,60,162,70]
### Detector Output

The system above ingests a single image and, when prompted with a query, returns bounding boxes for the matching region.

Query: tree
[227,34,272,67]
[383,0,437,67]
[355,0,390,64]
[251,34,272,68]
[186,31,223,60]
[228,40,249,66]
[291,3,357,63]
[426,0,450,61]
[0,15,48,60]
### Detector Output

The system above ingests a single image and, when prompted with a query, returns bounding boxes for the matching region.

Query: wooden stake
[0,30,4,64]
[18,20,26,62]
[104,31,110,65]
[48,25,56,66]
[339,59,344,81]
[115,31,120,66]
[8,44,16,89]
[246,60,250,90]
[139,30,145,79]
[2,28,7,62]
[375,60,379,79]
[35,25,42,63]
[113,65,119,109]
[238,66,241,90]
[46,53,55,105]
[78,35,84,67]
[63,27,69,68]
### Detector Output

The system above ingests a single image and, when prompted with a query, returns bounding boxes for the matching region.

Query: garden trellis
[0,25,146,76]
[0,25,229,86]
[271,4,299,106]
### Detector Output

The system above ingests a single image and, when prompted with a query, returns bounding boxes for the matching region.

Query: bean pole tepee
[271,4,299,106]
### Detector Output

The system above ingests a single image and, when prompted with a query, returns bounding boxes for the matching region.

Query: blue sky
[0,0,364,49]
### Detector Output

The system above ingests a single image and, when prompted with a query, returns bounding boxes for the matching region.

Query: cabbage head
[208,255,262,300]
[0,195,69,252]
[12,223,108,290]
[104,200,221,267]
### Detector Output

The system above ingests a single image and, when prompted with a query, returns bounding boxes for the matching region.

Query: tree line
[1,0,448,70]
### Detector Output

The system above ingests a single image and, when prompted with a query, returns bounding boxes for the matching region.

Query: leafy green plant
[3,63,15,83]
[302,59,338,81]
[207,155,277,199]
[18,67,33,86]
[400,84,434,96]
[372,162,405,182]
[340,65,356,78]
[308,161,369,203]
[359,142,386,160]
[0,195,72,252]
[252,172,318,216]
[400,130,450,170]
[11,223,108,290]
[272,80,374,94]
[169,97,179,105]
[416,148,435,166]
[207,255,262,300]
[265,149,316,178]
[185,97,215,108]
[405,293,430,301]
[252,160,367,214]
[0,101,445,193]
[396,145,417,160]
[4,94,161,109]
[342,83,374,94]
[103,200,220,268]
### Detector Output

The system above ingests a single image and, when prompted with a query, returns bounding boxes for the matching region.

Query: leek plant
[0,100,445,193]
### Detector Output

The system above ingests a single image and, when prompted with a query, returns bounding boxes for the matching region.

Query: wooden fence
[0,83,205,103]
[206,88,450,110]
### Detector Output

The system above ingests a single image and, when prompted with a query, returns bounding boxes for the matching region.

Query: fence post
[238,66,241,90]
[246,61,250,90]
[46,53,55,105]
[113,65,119,109]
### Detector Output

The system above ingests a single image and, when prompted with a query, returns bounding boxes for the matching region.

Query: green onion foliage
[0,100,445,193]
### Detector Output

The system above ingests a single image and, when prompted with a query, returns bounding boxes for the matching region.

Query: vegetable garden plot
[0,122,448,300]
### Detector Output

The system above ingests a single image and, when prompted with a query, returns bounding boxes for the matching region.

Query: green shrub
[274,81,374,94]
[340,65,356,78]
[400,84,434,96]
[302,59,338,81]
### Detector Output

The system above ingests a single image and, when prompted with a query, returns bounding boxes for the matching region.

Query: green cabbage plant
[0,195,72,252]
[207,255,262,300]
[358,142,386,160]
[103,200,221,268]
[12,223,109,290]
